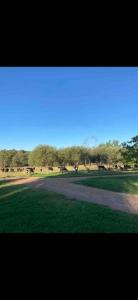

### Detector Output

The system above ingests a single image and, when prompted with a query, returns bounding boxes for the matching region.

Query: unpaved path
[4,175,138,214]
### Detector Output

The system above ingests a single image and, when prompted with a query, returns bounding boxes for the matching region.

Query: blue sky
[0,67,138,150]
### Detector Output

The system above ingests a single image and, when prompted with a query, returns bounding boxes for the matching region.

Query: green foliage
[90,140,121,166]
[12,150,29,167]
[66,146,84,165]
[57,146,91,168]
[0,149,29,168]
[121,135,138,165]
[28,145,57,167]
[0,149,17,167]
[0,136,137,169]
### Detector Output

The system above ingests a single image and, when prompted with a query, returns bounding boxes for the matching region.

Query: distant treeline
[0,135,138,168]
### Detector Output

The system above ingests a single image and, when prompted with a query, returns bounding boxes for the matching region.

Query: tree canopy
[121,135,138,165]
[12,150,29,167]
[90,141,121,166]
[28,145,57,167]
[0,136,137,168]
[0,149,17,167]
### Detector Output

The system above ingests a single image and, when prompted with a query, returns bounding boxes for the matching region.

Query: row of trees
[0,135,137,169]
[0,150,29,168]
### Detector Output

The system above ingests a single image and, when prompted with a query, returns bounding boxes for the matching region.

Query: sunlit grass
[76,176,138,194]
[0,186,29,200]
[32,169,138,179]
[0,168,138,180]
[0,171,28,178]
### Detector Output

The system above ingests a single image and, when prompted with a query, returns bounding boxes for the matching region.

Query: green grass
[1,180,138,232]
[32,169,138,179]
[0,169,138,180]
[76,176,138,195]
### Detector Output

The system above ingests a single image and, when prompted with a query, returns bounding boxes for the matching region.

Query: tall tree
[12,150,29,167]
[0,149,17,168]
[90,141,121,167]
[121,135,138,165]
[28,145,57,167]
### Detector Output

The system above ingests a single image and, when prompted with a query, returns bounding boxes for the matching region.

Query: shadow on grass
[0,186,29,200]
[111,177,138,195]
[0,181,30,198]
[1,175,138,215]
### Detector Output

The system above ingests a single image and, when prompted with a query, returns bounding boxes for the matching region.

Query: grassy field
[32,169,138,179]
[76,176,138,195]
[1,180,138,232]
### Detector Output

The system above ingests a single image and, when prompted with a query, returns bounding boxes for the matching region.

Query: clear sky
[0,67,138,150]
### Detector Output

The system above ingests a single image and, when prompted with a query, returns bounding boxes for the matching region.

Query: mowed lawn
[76,176,138,195]
[1,180,138,232]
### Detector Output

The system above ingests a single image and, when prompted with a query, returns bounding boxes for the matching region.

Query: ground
[10,175,138,214]
[0,175,138,232]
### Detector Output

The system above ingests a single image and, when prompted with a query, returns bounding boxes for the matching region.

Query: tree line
[0,135,138,169]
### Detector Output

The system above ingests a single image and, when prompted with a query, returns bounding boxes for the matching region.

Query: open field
[1,178,138,232]
[76,176,138,194]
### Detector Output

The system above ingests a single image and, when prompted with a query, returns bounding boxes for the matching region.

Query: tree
[90,141,121,167]
[91,146,108,165]
[28,145,57,167]
[63,146,87,172]
[0,150,7,168]
[12,150,29,167]
[121,135,138,165]
[80,147,92,171]
[0,149,17,168]
[57,148,70,166]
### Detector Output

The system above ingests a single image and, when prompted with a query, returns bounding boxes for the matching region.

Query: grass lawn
[76,176,138,195]
[1,181,138,232]
[32,169,138,179]
[1,169,138,180]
